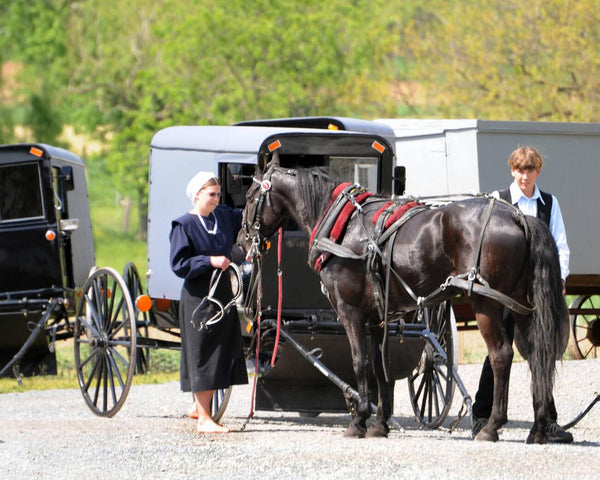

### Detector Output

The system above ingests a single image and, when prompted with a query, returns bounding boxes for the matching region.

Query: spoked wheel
[123,262,150,374]
[74,267,137,417]
[211,387,232,423]
[407,300,458,428]
[568,295,600,359]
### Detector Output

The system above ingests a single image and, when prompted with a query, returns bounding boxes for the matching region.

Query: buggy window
[0,162,45,223]
[329,156,378,192]
[220,156,379,210]
[221,163,256,209]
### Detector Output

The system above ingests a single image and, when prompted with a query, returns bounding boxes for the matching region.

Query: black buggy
[0,144,94,379]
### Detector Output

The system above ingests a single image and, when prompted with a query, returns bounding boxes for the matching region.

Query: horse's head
[237,152,291,258]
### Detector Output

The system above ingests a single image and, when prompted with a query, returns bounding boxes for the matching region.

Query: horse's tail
[523,215,569,410]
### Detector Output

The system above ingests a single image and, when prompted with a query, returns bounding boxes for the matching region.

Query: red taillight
[155,298,171,311]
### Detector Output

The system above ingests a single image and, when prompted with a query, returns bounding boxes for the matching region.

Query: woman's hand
[210,255,231,270]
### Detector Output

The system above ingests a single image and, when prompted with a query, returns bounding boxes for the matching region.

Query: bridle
[240,157,280,321]
[241,154,297,261]
[241,167,275,259]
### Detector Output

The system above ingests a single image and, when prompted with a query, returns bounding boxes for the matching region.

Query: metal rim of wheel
[211,386,232,423]
[568,295,600,359]
[123,262,151,374]
[74,267,137,417]
[407,301,458,428]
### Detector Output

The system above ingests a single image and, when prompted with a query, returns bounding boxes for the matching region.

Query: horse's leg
[366,325,393,438]
[514,317,550,444]
[337,307,371,438]
[472,299,513,442]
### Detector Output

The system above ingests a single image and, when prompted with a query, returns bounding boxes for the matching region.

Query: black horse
[238,158,569,443]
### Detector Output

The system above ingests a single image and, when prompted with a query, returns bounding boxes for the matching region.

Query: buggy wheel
[123,262,150,374]
[407,301,458,428]
[74,267,137,417]
[211,386,232,423]
[568,295,600,359]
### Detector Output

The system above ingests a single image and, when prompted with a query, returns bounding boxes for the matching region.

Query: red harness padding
[310,182,372,272]
[372,200,423,229]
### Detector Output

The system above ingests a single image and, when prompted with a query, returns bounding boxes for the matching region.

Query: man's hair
[508,146,544,170]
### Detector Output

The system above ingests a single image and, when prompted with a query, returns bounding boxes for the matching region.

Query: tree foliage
[0,0,70,143]
[402,0,600,121]
[55,0,404,236]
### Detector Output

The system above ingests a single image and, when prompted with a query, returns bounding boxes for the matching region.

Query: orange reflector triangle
[30,147,43,157]
[371,141,385,153]
[268,139,282,152]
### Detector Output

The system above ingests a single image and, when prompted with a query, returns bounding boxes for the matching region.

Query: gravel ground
[1,358,598,480]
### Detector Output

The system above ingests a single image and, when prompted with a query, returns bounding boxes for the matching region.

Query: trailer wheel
[407,301,458,428]
[74,267,137,417]
[568,295,600,359]
[123,262,150,374]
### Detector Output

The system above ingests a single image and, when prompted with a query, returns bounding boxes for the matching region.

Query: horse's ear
[257,152,268,173]
[257,150,280,172]
[271,150,280,167]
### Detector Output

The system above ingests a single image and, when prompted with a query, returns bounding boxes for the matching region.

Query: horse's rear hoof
[475,429,499,442]
[343,424,366,438]
[526,432,548,444]
[366,422,389,438]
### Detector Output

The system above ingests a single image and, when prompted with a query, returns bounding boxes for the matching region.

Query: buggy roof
[150,125,393,158]
[236,116,396,137]
[0,143,84,167]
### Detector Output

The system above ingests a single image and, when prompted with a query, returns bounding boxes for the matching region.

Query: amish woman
[170,171,248,433]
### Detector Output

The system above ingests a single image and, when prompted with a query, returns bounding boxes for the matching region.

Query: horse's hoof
[366,422,389,438]
[475,429,499,442]
[343,424,366,438]
[526,432,548,444]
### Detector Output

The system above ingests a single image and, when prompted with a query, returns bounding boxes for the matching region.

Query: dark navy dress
[169,205,248,392]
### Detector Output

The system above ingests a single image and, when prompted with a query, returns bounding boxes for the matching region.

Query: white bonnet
[186,171,217,205]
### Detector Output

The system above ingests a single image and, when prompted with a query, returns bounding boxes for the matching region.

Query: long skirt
[178,272,248,392]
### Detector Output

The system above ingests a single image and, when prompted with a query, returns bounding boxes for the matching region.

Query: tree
[61,0,406,238]
[0,0,70,144]
[401,0,600,121]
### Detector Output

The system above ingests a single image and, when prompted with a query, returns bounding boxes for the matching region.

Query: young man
[471,146,573,443]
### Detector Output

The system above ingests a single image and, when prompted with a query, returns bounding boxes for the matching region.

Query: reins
[190,264,243,332]
[240,157,287,428]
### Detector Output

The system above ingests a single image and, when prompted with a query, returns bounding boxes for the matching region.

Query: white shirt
[493,182,570,280]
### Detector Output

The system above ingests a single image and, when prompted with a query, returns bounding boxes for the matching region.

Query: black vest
[498,188,552,227]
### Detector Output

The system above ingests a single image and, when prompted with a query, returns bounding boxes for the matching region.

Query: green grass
[90,203,147,284]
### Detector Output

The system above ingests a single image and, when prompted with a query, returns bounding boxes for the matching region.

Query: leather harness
[307,186,535,324]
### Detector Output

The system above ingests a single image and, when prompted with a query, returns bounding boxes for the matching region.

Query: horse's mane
[295,167,337,224]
